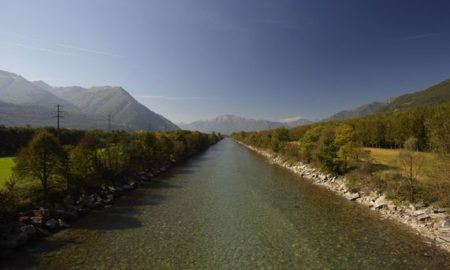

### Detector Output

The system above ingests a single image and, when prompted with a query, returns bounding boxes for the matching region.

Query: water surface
[3,139,450,269]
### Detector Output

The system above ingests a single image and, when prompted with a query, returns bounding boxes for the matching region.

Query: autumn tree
[14,130,66,201]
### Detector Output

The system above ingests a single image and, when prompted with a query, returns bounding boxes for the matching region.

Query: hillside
[0,100,125,129]
[328,101,386,120]
[384,79,450,112]
[327,78,450,120]
[0,71,78,111]
[0,70,178,131]
[48,86,179,131]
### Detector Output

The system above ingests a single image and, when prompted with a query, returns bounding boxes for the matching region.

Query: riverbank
[236,141,450,253]
[0,166,170,258]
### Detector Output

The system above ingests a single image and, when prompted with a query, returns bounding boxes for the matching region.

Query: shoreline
[236,141,450,254]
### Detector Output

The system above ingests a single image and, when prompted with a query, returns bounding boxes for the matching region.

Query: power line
[108,113,112,131]
[54,104,64,139]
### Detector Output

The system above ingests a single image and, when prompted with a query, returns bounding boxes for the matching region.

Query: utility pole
[108,113,112,131]
[55,104,63,139]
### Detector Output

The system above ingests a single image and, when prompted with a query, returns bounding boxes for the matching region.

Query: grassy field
[364,147,437,182]
[0,157,15,188]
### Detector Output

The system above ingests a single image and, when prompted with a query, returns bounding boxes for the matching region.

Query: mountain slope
[384,79,450,112]
[48,86,178,131]
[327,78,450,120]
[328,101,386,120]
[179,115,311,134]
[0,70,178,131]
[0,100,128,130]
[0,71,78,111]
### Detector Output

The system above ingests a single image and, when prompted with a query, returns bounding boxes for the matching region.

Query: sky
[1,0,450,123]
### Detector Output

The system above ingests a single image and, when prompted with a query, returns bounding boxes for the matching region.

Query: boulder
[417,214,430,221]
[58,219,70,228]
[374,195,388,209]
[442,218,450,228]
[30,216,43,226]
[103,194,114,204]
[44,219,59,230]
[19,225,36,237]
[413,209,427,216]
[347,192,360,201]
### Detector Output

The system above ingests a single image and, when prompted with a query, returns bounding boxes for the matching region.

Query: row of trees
[1,129,222,217]
[288,101,450,152]
[231,102,450,206]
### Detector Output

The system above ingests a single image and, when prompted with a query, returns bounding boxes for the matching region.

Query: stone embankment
[0,167,168,257]
[240,142,450,253]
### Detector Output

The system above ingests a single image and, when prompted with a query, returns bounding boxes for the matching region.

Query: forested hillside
[327,78,450,120]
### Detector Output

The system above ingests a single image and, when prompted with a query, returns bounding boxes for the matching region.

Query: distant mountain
[327,101,386,120]
[279,116,313,127]
[179,115,311,134]
[0,71,79,111]
[327,78,450,120]
[47,86,178,131]
[0,70,178,131]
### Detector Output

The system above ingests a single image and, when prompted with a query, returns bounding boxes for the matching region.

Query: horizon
[1,0,450,123]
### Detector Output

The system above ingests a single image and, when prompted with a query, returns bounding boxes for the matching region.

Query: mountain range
[178,115,312,134]
[0,70,178,131]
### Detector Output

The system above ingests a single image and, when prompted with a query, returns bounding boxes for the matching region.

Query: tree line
[0,128,222,218]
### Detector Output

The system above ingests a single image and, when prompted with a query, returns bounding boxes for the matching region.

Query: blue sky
[1,0,450,123]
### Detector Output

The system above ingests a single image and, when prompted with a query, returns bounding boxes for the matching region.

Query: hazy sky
[1,0,450,123]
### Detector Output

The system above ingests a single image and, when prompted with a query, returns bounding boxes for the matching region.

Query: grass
[364,147,436,182]
[0,157,15,188]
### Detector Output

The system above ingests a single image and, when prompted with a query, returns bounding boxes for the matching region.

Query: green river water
[2,139,450,269]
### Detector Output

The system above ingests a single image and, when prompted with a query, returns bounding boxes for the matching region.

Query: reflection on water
[3,139,450,269]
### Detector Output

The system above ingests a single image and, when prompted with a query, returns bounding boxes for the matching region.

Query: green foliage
[14,130,66,201]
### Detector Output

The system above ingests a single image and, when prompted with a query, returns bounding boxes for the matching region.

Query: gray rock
[442,218,450,228]
[417,214,430,221]
[103,194,114,204]
[30,216,43,226]
[413,209,427,216]
[19,225,36,237]
[347,192,360,201]
[45,218,59,230]
[374,195,388,209]
[58,219,70,228]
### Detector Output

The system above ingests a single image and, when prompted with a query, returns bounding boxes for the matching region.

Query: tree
[14,130,66,201]
[398,136,424,202]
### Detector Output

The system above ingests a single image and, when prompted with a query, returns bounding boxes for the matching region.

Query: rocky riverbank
[238,142,450,253]
[0,167,168,258]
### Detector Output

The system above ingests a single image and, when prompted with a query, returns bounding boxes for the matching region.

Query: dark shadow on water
[0,238,76,269]
[75,213,142,231]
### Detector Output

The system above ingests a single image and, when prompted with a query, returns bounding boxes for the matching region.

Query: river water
[3,139,450,269]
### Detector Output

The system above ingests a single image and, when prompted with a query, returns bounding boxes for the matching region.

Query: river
[3,139,450,269]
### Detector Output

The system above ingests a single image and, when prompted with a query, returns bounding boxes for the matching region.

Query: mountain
[0,70,178,131]
[383,79,450,112]
[327,78,450,120]
[327,101,386,120]
[179,115,311,134]
[47,86,178,131]
[279,116,313,127]
[0,71,79,111]
[0,100,127,129]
